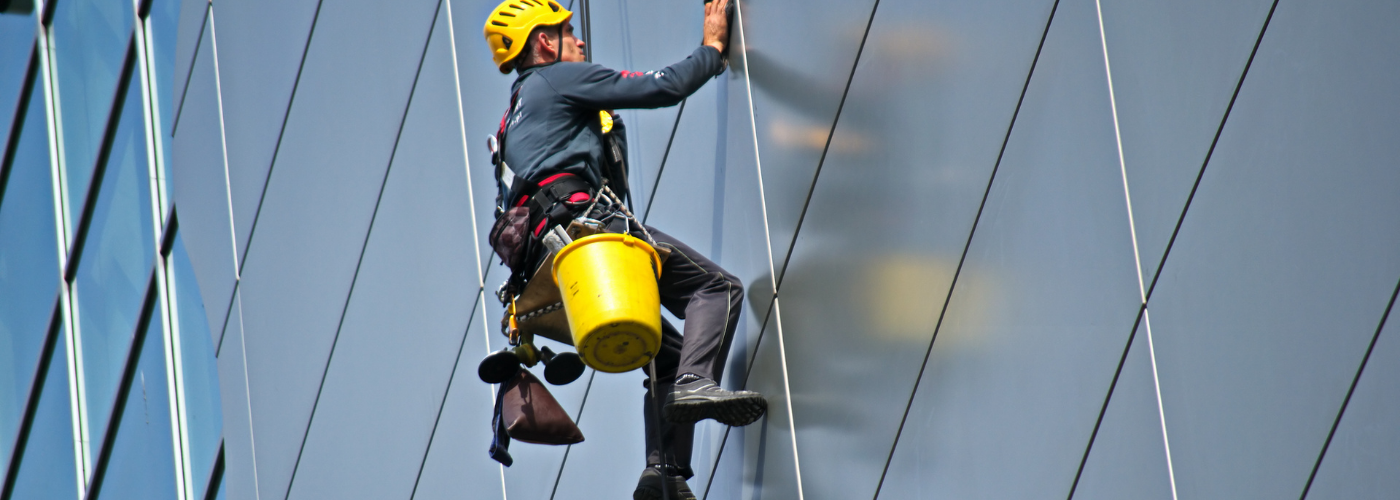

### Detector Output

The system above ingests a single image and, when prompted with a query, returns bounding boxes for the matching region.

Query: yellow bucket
[552,233,662,373]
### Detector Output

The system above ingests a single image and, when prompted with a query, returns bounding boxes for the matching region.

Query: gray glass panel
[7,324,80,500]
[283,10,488,497]
[1099,0,1274,285]
[171,0,207,117]
[550,371,648,500]
[96,313,178,500]
[215,290,257,500]
[147,0,183,213]
[1068,318,1173,500]
[644,70,770,385]
[1306,310,1400,499]
[583,0,700,217]
[0,13,34,156]
[228,1,443,498]
[172,234,222,499]
[74,74,156,461]
[878,0,1143,496]
[49,0,133,230]
[443,0,533,285]
[731,0,877,282]
[208,0,321,262]
[410,293,512,500]
[712,305,800,500]
[773,0,1054,497]
[0,79,59,471]
[168,24,235,348]
[1143,0,1400,497]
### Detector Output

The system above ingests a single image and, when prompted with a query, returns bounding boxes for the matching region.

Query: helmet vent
[491,20,508,26]
[548,1,559,11]
[498,11,515,17]
[509,3,523,9]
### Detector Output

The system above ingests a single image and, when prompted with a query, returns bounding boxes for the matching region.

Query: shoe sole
[634,477,698,500]
[663,394,768,426]
[634,486,697,500]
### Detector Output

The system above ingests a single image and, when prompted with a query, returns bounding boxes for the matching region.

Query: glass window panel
[48,0,133,231]
[0,13,35,156]
[7,323,81,500]
[147,0,181,215]
[73,71,156,460]
[172,233,221,497]
[1306,316,1400,499]
[0,79,60,473]
[95,311,178,500]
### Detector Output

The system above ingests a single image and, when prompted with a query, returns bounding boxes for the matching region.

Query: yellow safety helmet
[483,0,573,74]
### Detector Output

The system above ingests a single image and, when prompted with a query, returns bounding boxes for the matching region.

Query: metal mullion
[33,1,91,491]
[133,3,192,497]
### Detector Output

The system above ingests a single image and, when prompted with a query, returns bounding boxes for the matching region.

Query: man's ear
[535,31,556,59]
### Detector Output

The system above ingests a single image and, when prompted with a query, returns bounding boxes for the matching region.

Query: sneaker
[633,466,697,500]
[663,377,767,426]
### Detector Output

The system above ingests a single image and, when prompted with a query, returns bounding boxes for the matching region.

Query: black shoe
[663,377,767,426]
[634,466,697,500]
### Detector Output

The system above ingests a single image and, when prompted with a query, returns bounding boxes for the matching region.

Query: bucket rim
[551,232,662,283]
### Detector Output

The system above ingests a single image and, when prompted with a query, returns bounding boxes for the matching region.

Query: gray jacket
[497,46,724,205]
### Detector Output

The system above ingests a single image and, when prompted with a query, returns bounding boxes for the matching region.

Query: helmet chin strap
[554,24,565,63]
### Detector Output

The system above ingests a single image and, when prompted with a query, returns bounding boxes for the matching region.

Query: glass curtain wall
[0,1,222,499]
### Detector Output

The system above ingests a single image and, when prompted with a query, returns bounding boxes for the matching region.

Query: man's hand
[702,0,731,54]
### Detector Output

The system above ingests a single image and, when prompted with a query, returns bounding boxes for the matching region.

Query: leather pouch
[500,369,584,445]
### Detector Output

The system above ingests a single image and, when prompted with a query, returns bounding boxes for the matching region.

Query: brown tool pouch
[500,369,584,445]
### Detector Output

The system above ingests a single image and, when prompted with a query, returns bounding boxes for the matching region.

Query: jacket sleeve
[544,46,724,110]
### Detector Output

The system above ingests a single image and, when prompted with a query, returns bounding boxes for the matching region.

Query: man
[482,1,766,499]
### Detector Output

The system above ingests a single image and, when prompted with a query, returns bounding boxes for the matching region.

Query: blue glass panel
[73,73,156,461]
[172,233,221,497]
[147,0,182,214]
[96,312,178,500]
[0,13,35,157]
[0,80,60,474]
[49,0,133,233]
[7,324,80,500]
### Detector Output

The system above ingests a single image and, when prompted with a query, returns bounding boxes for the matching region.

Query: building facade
[0,0,224,499]
[5,0,1399,499]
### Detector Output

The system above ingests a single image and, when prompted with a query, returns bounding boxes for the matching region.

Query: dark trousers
[636,225,744,478]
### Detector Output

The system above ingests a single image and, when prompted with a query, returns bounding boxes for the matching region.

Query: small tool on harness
[539,346,586,385]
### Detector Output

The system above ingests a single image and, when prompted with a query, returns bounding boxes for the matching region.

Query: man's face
[557,22,585,63]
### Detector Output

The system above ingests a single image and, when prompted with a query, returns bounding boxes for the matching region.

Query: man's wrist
[703,42,724,54]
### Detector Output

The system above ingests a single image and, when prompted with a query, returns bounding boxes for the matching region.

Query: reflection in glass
[0,80,60,474]
[147,0,182,214]
[0,12,35,156]
[48,0,133,231]
[94,311,178,500]
[74,72,156,460]
[7,323,80,500]
[172,233,222,496]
